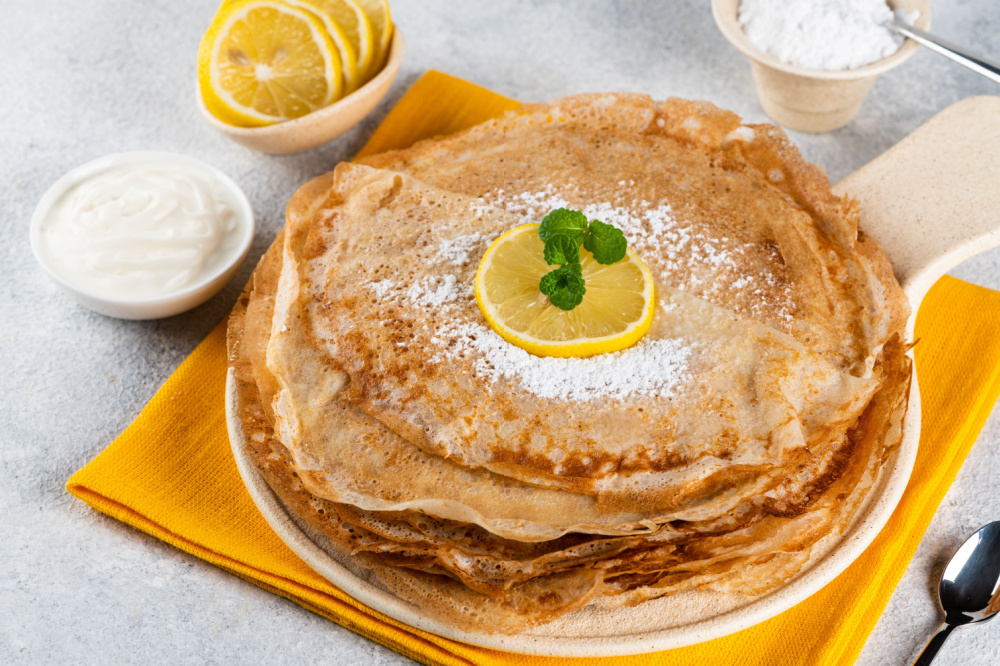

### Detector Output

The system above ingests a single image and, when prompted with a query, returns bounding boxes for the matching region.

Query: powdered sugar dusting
[407,274,464,307]
[429,321,693,402]
[363,227,696,402]
[474,186,795,325]
[365,185,798,402]
[435,232,486,266]
[365,279,395,298]
[479,187,679,256]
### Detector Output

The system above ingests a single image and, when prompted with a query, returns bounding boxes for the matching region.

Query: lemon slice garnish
[353,0,392,77]
[198,0,342,127]
[474,224,655,358]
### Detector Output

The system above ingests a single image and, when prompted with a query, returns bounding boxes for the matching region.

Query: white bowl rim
[711,0,931,80]
[30,150,255,308]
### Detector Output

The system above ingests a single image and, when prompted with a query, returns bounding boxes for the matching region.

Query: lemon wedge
[198,0,342,127]
[353,0,392,76]
[474,224,655,358]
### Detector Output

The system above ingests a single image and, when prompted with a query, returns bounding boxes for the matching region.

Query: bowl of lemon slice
[197,0,403,154]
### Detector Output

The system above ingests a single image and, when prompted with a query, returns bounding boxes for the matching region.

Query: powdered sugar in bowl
[712,0,930,132]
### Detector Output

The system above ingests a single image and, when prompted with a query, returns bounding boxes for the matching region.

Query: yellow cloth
[67,71,1000,666]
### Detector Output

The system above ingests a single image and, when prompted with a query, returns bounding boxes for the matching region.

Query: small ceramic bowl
[30,151,255,320]
[712,0,930,132]
[199,29,406,154]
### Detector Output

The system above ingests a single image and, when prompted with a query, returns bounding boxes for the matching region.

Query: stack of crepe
[226,94,911,634]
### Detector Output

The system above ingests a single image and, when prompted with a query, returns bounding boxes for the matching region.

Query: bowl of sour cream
[30,151,254,319]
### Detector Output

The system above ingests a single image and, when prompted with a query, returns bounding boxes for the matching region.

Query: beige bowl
[712,0,929,132]
[198,30,406,154]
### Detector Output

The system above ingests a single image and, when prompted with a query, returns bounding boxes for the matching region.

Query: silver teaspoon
[913,521,1000,665]
[888,18,1000,86]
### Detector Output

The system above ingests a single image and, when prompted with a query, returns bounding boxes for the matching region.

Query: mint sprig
[539,265,586,310]
[583,219,627,265]
[539,208,588,242]
[537,208,629,311]
[543,234,580,266]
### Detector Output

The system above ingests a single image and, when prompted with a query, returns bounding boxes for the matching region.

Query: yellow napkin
[68,71,1000,666]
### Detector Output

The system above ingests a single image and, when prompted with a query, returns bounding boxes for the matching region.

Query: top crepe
[227,93,911,633]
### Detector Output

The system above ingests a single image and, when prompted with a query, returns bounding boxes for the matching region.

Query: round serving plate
[226,96,1000,656]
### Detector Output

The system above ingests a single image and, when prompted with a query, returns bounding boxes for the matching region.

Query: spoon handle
[912,622,956,666]
[890,18,1000,85]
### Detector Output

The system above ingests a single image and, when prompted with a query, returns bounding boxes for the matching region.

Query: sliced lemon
[474,224,655,358]
[292,0,372,86]
[281,0,360,92]
[353,0,392,77]
[198,0,342,127]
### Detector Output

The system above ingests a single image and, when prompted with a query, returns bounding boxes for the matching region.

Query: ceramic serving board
[227,96,1000,656]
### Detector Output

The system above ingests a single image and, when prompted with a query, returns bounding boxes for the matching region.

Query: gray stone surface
[1,0,998,663]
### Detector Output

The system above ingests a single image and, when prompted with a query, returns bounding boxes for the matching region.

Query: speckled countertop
[2,1,999,664]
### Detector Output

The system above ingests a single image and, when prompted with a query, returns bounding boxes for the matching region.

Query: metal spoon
[913,521,1000,665]
[888,18,1000,86]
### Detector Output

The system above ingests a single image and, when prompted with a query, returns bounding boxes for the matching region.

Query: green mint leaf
[583,219,627,264]
[543,234,581,266]
[538,208,588,242]
[539,266,586,311]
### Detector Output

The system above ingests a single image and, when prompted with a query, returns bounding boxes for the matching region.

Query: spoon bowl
[913,521,1000,665]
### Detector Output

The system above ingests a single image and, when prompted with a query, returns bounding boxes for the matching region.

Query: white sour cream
[37,161,247,301]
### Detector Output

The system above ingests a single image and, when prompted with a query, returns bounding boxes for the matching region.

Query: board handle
[834,96,1000,310]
